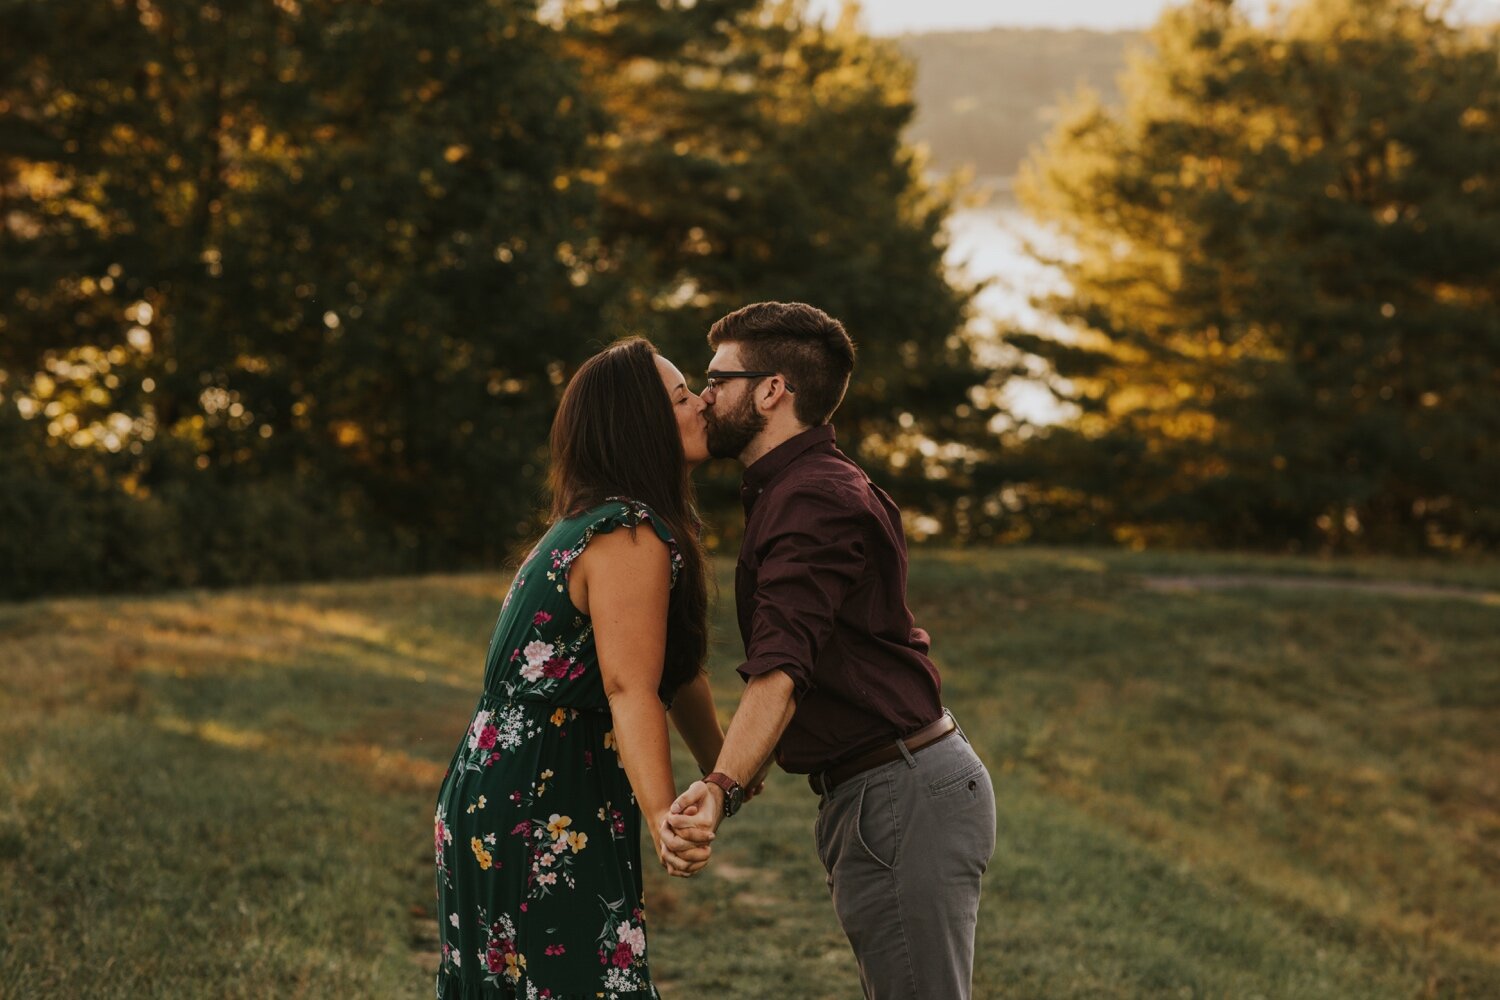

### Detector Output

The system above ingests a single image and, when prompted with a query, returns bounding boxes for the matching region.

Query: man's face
[702,343,767,460]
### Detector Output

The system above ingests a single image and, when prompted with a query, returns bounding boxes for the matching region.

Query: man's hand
[655,791,716,877]
[660,780,724,875]
[744,758,772,802]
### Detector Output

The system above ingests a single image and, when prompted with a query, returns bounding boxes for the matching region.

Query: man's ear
[760,376,790,409]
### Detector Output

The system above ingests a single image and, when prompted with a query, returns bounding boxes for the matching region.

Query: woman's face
[655,354,710,468]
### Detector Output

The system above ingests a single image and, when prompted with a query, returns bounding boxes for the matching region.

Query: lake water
[943,193,1075,424]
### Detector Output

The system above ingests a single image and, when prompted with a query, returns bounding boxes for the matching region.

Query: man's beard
[706,392,766,459]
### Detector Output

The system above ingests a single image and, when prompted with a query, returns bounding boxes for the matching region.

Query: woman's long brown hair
[548,337,707,703]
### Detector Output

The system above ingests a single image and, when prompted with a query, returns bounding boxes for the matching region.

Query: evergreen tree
[1,0,603,585]
[1015,0,1500,550]
[564,0,988,533]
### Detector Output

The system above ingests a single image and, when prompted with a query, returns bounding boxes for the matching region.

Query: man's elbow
[747,667,798,705]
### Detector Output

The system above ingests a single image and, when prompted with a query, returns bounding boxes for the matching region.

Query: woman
[433,338,724,999]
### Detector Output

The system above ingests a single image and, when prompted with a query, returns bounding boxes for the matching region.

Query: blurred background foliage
[1,0,1496,600]
[1011,0,1500,552]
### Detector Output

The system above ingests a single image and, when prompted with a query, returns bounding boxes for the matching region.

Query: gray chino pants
[813,718,997,1000]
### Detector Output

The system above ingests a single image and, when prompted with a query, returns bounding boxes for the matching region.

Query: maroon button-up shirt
[734,424,944,774]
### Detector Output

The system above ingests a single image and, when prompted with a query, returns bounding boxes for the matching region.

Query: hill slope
[895,28,1140,178]
[2,550,1497,996]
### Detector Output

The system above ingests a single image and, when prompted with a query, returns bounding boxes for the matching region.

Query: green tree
[565,0,989,535]
[1014,0,1500,550]
[1,0,603,590]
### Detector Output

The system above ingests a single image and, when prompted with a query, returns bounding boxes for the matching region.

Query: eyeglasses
[704,370,796,393]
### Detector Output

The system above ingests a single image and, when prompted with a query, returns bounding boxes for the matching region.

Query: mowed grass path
[2,550,1497,998]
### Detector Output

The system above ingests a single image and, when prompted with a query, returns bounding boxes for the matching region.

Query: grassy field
[2,549,1497,998]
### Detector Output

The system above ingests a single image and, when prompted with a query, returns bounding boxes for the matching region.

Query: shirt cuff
[736,655,810,701]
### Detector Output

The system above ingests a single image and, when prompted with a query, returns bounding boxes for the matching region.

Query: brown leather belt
[807,713,958,795]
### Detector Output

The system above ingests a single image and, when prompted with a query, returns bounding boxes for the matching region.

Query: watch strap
[702,771,743,817]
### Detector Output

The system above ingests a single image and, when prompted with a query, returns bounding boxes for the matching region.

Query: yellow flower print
[567,831,588,854]
[546,813,572,837]
[470,837,493,870]
[478,795,487,809]
[550,708,566,727]
[603,730,616,750]
[504,950,526,981]
[541,769,555,780]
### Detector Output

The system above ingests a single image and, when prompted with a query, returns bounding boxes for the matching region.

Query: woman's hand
[654,798,714,877]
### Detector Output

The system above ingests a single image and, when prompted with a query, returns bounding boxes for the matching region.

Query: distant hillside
[895,28,1142,180]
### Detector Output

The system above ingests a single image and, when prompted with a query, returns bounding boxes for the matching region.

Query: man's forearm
[713,669,796,786]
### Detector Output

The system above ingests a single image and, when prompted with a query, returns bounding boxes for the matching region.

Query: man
[662,302,997,1000]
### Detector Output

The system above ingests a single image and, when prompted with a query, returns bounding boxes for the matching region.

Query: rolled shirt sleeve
[737,482,868,699]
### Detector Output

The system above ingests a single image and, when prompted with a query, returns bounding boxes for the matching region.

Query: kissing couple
[432,302,996,999]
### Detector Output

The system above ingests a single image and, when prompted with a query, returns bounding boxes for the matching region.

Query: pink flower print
[568,663,586,680]
[466,710,493,750]
[541,657,571,680]
[476,725,498,751]
[533,611,552,625]
[611,941,633,968]
[485,948,506,974]
[511,821,530,836]
[583,751,593,766]
[544,944,566,957]
[618,922,646,958]
[520,640,554,681]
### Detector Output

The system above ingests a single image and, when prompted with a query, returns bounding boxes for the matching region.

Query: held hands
[656,780,722,877]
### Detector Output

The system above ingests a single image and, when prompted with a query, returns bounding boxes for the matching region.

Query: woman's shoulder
[562,497,671,536]
[558,498,682,583]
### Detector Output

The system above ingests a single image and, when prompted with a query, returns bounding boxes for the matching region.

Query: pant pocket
[927,756,988,798]
[854,777,898,871]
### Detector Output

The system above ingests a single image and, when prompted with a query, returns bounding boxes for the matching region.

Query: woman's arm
[668,671,725,776]
[573,528,712,876]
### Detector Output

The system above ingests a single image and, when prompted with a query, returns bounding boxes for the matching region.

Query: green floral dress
[434,499,680,1000]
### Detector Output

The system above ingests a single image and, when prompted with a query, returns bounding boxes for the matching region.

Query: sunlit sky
[807,0,1500,34]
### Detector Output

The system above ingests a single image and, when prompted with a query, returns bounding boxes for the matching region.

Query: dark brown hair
[548,337,707,703]
[707,301,857,426]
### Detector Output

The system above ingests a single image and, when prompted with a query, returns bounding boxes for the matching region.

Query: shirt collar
[741,424,837,507]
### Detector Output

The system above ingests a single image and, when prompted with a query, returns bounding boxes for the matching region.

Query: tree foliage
[563,0,986,531]
[0,0,980,595]
[1015,0,1500,551]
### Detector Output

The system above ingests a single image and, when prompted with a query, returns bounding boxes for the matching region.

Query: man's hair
[707,302,856,426]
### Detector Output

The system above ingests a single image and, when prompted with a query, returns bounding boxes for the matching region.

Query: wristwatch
[702,772,744,818]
